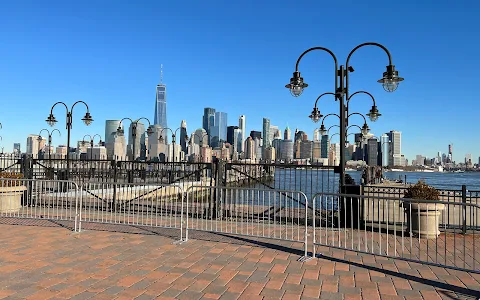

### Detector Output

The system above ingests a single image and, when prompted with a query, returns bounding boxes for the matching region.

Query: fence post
[462,184,467,234]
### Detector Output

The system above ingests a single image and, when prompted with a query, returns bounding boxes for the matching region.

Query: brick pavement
[0,220,479,300]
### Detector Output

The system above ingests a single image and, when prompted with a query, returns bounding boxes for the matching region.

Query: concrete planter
[404,201,445,239]
[0,186,27,213]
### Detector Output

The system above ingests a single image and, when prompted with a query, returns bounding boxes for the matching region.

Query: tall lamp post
[117,117,153,161]
[287,42,403,190]
[46,101,93,179]
[159,127,182,162]
[38,128,61,167]
[82,134,102,160]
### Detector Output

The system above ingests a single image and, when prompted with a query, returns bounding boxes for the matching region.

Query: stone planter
[0,185,27,213]
[404,201,445,239]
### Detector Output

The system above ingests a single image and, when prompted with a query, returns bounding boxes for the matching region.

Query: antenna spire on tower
[160,64,163,84]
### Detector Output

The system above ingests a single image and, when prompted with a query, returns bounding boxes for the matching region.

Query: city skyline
[0,1,478,161]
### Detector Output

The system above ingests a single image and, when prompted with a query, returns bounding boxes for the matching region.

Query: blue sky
[0,0,478,162]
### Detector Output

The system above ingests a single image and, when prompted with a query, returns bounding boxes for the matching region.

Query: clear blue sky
[0,0,478,163]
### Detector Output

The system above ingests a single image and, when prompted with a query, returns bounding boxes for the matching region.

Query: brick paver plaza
[0,219,479,300]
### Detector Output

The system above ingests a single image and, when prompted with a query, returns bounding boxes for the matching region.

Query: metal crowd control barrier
[185,186,311,261]
[311,192,480,274]
[78,182,185,241]
[0,178,80,231]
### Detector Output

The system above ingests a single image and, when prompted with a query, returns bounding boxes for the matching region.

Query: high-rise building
[128,122,146,160]
[250,131,262,141]
[238,115,246,152]
[244,137,256,160]
[203,108,216,138]
[321,135,329,159]
[299,140,313,160]
[227,126,239,146]
[380,134,389,167]
[26,135,46,158]
[284,125,291,140]
[105,120,122,146]
[313,129,320,141]
[387,130,402,167]
[210,111,227,147]
[154,65,168,129]
[281,140,294,161]
[269,125,279,143]
[465,154,472,165]
[367,138,378,166]
[193,128,209,146]
[13,143,21,155]
[262,118,271,150]
[180,120,187,153]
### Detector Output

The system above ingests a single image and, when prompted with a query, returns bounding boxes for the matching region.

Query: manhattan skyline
[0,1,478,162]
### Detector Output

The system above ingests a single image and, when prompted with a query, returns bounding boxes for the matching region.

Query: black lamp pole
[38,128,61,168]
[46,101,93,180]
[287,42,403,190]
[117,117,153,161]
[159,127,181,162]
[83,134,102,160]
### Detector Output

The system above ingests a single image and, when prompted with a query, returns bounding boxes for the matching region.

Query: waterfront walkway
[0,220,479,300]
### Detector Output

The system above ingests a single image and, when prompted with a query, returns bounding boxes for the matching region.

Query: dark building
[367,138,378,166]
[250,130,262,140]
[227,126,239,145]
[202,108,215,141]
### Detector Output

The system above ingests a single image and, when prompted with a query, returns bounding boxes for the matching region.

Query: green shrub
[404,180,439,200]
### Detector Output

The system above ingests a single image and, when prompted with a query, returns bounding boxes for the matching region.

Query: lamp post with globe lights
[45,101,93,179]
[117,117,153,161]
[286,42,403,189]
[82,134,102,160]
[159,127,182,162]
[38,128,61,168]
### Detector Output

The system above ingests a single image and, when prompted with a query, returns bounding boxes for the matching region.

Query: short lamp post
[159,127,181,162]
[82,134,102,160]
[117,117,153,161]
[46,101,93,179]
[38,128,61,168]
[287,42,403,190]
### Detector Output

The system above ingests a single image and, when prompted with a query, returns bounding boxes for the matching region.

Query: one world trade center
[154,65,168,129]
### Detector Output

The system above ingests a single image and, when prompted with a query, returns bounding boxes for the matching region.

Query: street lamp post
[82,134,102,160]
[46,101,93,179]
[38,129,61,169]
[287,42,403,190]
[159,127,182,162]
[117,117,153,161]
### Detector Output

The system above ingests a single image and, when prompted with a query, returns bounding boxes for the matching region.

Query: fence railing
[363,184,480,231]
[1,177,479,273]
[77,182,185,235]
[0,178,80,230]
[312,192,479,273]
[185,186,311,260]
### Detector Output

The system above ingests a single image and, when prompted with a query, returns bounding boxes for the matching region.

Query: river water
[251,169,480,203]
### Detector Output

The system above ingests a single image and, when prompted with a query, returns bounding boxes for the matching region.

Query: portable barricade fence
[0,178,80,231]
[78,182,185,241]
[311,192,480,274]
[185,186,311,261]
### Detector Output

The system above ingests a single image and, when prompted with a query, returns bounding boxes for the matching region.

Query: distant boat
[418,169,435,173]
[454,170,465,173]
[390,168,403,172]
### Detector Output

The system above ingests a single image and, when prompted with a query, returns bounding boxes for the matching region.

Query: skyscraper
[203,108,216,136]
[154,65,168,128]
[367,138,378,166]
[262,118,271,150]
[381,134,390,167]
[387,130,402,167]
[180,120,187,153]
[284,126,291,140]
[321,135,329,159]
[13,143,21,155]
[210,111,227,147]
[238,115,246,152]
[105,120,122,145]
